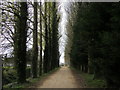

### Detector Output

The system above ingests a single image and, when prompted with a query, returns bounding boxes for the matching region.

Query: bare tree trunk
[43,2,49,73]
[14,2,28,83]
[39,1,42,76]
[48,2,52,71]
[51,2,59,69]
[32,2,38,78]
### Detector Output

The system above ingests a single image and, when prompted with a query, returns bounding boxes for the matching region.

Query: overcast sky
[59,2,69,64]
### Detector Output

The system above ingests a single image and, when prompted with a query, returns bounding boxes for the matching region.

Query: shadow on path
[70,67,87,88]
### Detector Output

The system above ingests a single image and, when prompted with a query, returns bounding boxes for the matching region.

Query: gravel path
[29,66,86,88]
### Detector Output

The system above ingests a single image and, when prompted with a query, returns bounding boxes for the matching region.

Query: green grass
[3,67,60,88]
[3,76,42,88]
[70,67,106,88]
[80,72,106,88]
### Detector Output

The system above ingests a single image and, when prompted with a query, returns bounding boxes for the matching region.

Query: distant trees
[65,3,78,66]
[43,2,60,73]
[51,2,60,69]
[66,2,120,87]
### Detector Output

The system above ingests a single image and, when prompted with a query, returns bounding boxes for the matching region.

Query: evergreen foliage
[66,2,120,87]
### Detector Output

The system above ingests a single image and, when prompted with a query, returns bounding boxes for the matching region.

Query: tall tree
[32,2,38,78]
[48,2,52,71]
[51,2,59,69]
[43,2,49,73]
[14,2,28,83]
[39,1,42,76]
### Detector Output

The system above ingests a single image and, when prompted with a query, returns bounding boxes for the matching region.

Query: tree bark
[32,2,38,78]
[14,2,28,83]
[51,2,59,69]
[39,1,42,76]
[43,2,49,73]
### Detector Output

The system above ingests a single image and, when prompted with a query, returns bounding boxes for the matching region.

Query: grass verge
[70,67,106,88]
[3,67,60,88]
[80,72,106,88]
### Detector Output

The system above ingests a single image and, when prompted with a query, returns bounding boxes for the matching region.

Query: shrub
[3,67,17,85]
[3,66,32,85]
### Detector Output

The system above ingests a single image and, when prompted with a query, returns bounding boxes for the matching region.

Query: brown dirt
[28,66,86,88]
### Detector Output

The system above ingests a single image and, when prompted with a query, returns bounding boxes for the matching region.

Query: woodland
[1,1,120,88]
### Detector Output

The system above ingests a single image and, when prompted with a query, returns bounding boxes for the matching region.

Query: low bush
[3,66,31,85]
[3,68,17,85]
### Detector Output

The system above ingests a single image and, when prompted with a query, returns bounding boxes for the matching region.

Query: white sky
[59,2,68,64]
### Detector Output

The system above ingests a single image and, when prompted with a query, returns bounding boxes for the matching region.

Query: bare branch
[0,8,20,18]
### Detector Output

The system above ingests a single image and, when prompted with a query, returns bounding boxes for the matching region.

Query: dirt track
[29,66,86,88]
